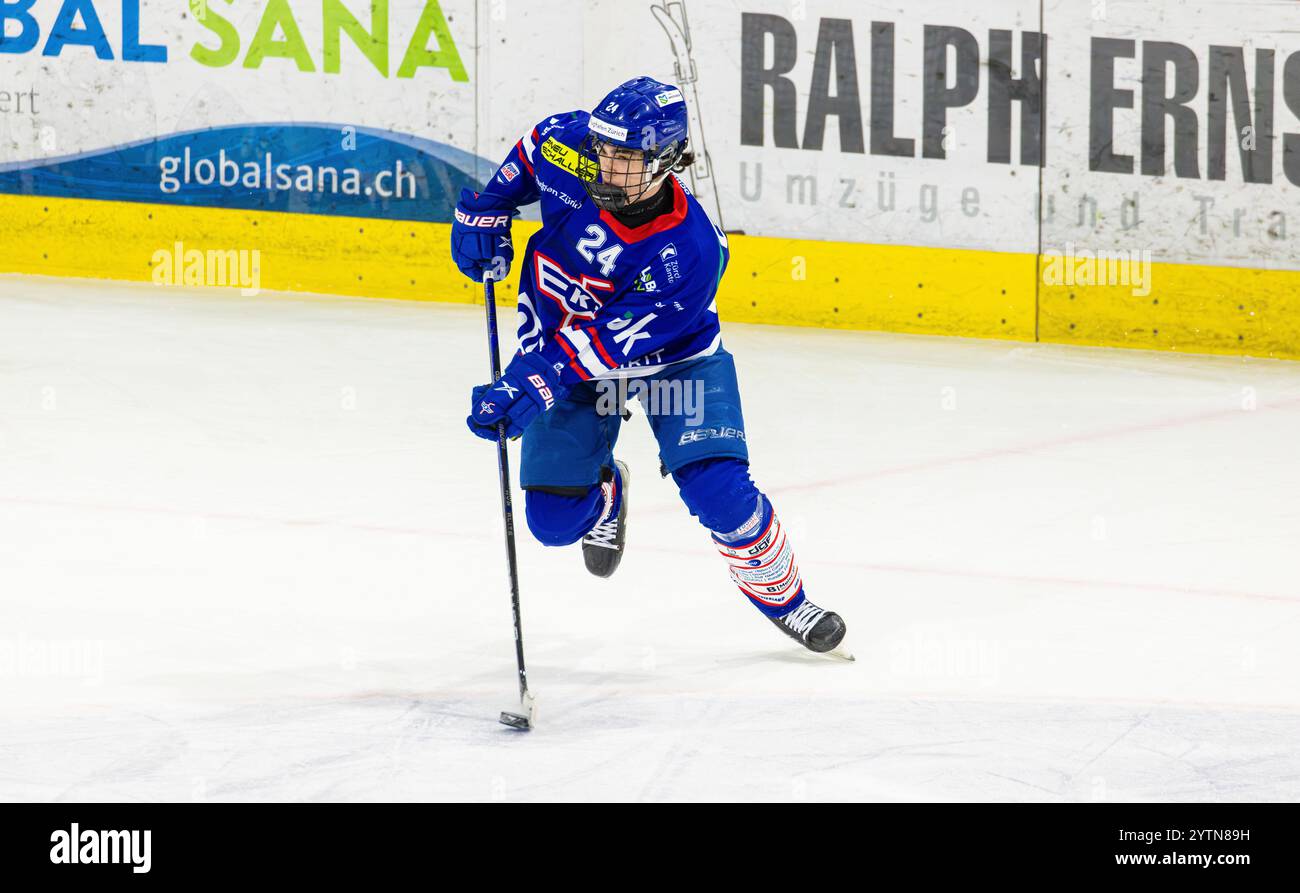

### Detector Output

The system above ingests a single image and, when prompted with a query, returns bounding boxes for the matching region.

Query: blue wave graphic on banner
[0,124,489,223]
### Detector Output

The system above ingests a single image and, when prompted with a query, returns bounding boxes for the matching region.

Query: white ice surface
[2,274,1299,802]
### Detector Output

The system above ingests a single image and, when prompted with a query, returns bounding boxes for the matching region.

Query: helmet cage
[580,132,685,212]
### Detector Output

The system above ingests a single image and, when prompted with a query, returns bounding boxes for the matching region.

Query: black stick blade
[498,711,532,731]
[498,691,536,731]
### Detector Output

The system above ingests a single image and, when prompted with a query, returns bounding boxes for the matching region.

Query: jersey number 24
[575,225,622,277]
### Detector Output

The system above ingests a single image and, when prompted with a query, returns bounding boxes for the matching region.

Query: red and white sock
[711,496,804,617]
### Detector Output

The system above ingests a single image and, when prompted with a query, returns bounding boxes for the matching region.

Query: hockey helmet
[582,76,690,212]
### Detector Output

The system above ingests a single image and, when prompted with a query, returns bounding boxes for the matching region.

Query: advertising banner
[2,1,1297,357]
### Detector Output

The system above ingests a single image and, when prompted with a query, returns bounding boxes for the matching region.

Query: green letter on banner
[245,0,316,72]
[324,0,389,76]
[397,0,467,81]
[190,0,240,68]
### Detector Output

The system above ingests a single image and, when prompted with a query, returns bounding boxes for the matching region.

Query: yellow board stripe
[0,193,507,305]
[719,235,1037,342]
[1039,263,1300,361]
[1,193,1296,361]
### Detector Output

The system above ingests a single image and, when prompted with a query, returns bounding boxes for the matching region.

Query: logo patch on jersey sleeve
[499,162,521,183]
[539,137,598,183]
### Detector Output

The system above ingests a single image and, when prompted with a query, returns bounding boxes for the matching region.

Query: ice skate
[582,460,629,578]
[769,598,852,660]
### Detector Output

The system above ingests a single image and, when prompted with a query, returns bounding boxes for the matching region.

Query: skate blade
[499,691,537,731]
[820,641,855,662]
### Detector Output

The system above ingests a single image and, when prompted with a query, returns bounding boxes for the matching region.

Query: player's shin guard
[711,495,805,618]
[714,497,847,654]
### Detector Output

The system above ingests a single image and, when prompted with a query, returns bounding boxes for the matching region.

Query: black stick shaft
[482,276,529,703]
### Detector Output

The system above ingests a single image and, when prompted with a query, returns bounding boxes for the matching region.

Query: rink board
[7,192,1300,359]
[1040,268,1300,361]
[0,192,1037,343]
[1,2,1298,360]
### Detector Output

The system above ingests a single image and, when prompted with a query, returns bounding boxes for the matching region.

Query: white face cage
[580,134,683,212]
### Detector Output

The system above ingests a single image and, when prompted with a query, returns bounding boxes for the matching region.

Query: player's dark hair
[670,145,696,173]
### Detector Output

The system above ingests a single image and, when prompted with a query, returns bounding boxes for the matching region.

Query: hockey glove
[467,352,566,441]
[450,188,516,282]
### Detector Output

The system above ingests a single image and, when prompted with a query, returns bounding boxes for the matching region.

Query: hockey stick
[481,274,536,731]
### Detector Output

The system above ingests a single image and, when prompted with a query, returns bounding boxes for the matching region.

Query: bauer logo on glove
[450,187,517,282]
[467,352,568,441]
[454,209,512,228]
[525,374,555,411]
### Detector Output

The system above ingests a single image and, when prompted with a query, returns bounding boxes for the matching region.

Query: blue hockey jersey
[480,110,729,383]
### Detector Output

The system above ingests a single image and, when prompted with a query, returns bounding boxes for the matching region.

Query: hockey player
[451,77,847,655]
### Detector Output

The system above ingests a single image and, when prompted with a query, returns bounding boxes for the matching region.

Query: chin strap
[609,175,675,220]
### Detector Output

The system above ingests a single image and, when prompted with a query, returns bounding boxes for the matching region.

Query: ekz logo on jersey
[534,252,614,324]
